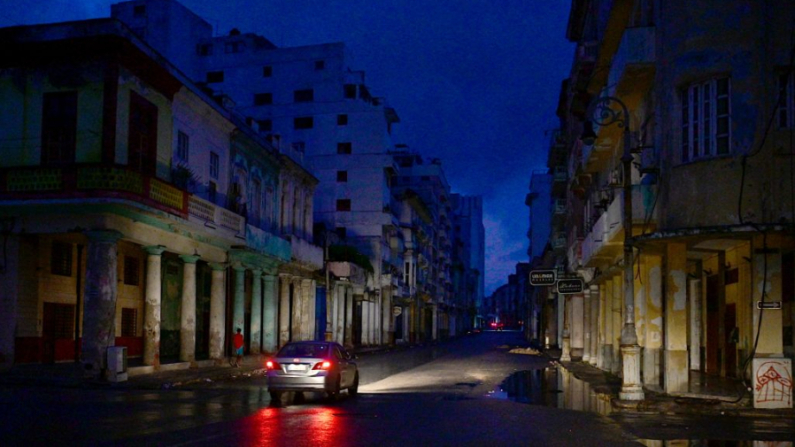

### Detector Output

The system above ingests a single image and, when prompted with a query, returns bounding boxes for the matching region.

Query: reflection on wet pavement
[488,366,613,416]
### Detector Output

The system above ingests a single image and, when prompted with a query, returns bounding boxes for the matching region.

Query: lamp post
[583,95,644,401]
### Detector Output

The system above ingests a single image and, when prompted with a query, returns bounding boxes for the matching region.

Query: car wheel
[326,377,341,401]
[349,372,359,397]
[269,391,282,403]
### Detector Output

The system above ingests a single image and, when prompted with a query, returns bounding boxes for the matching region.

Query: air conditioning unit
[107,346,128,382]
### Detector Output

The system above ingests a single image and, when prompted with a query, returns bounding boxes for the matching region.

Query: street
[1,332,793,446]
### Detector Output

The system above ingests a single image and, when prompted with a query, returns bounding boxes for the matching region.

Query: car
[265,341,359,403]
[490,322,504,331]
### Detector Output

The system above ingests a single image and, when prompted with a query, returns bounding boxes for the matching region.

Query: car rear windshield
[278,343,329,358]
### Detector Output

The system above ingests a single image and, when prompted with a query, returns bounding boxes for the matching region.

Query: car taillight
[266,360,280,370]
[312,360,333,370]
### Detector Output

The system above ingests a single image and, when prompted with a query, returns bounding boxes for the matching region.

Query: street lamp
[583,95,644,401]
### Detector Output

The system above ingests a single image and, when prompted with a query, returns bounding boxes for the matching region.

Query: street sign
[529,270,556,286]
[557,278,584,294]
[393,306,403,316]
[757,301,782,310]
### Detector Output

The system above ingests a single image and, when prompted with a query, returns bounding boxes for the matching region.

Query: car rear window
[278,343,328,358]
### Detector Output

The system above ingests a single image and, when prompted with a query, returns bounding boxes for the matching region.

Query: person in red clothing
[232,327,244,367]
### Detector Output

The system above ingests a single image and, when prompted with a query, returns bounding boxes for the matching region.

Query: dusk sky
[1,0,574,295]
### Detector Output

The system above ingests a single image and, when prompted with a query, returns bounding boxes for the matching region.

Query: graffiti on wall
[754,360,792,408]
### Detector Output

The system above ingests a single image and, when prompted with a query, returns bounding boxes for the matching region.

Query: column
[291,279,303,341]
[279,275,290,346]
[643,255,663,389]
[208,263,226,361]
[179,254,200,365]
[142,244,165,368]
[589,285,599,366]
[82,230,122,376]
[582,288,591,363]
[344,288,353,348]
[664,242,689,393]
[250,269,263,354]
[561,295,571,361]
[432,303,438,341]
[383,287,393,345]
[570,292,584,361]
[600,281,612,371]
[262,274,277,353]
[612,276,622,375]
[0,234,20,372]
[232,264,246,339]
[301,278,314,340]
[688,278,702,371]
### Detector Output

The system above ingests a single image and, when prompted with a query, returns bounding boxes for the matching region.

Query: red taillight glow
[312,360,333,370]
[266,360,280,370]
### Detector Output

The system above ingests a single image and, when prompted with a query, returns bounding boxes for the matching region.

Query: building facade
[545,0,795,408]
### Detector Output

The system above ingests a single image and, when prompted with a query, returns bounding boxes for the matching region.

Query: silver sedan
[265,341,359,403]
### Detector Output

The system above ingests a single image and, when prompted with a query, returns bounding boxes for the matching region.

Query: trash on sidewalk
[509,347,541,356]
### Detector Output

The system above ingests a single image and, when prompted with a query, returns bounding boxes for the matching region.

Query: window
[41,91,78,165]
[197,44,212,56]
[121,308,137,337]
[124,256,139,286]
[336,227,347,239]
[254,93,273,106]
[252,179,262,225]
[336,199,351,211]
[291,142,305,153]
[315,60,325,70]
[208,181,217,203]
[681,77,731,162]
[257,119,272,132]
[133,5,146,15]
[294,117,313,129]
[337,170,348,182]
[225,41,244,53]
[337,142,352,154]
[263,66,272,77]
[206,71,224,83]
[778,72,795,128]
[46,303,75,339]
[337,114,348,126]
[210,152,219,179]
[294,89,314,102]
[51,241,72,277]
[344,84,357,99]
[176,131,189,162]
[128,91,158,176]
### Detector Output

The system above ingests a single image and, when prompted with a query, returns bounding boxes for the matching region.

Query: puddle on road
[487,367,793,446]
[487,366,613,416]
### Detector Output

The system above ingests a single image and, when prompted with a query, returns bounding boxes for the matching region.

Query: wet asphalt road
[1,332,793,446]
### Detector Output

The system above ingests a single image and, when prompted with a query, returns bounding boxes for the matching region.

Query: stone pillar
[262,274,277,353]
[291,279,303,341]
[612,276,622,375]
[643,255,663,389]
[279,275,290,346]
[561,295,571,362]
[232,264,246,338]
[589,285,599,366]
[142,244,165,368]
[301,278,314,340]
[432,303,438,341]
[570,292,584,360]
[664,243,689,393]
[0,234,20,372]
[250,269,263,354]
[344,288,353,348]
[582,288,591,363]
[208,263,226,361]
[179,255,200,365]
[82,230,122,376]
[688,278,702,371]
[383,288,393,345]
[600,281,612,371]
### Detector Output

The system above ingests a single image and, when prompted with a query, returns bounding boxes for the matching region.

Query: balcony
[580,184,657,267]
[287,235,323,270]
[609,26,656,106]
[0,164,187,217]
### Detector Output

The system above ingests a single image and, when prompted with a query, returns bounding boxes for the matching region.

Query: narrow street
[2,332,793,446]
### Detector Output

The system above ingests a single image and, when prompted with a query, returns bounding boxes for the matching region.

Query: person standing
[232,328,244,367]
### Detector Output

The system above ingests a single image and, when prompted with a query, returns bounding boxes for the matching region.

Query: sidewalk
[545,348,795,419]
[0,344,396,390]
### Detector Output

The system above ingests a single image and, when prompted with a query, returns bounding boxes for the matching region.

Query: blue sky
[0,0,574,295]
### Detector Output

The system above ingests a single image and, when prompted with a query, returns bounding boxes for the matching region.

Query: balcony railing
[0,164,188,217]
